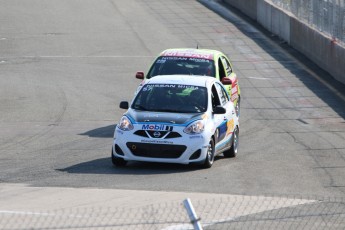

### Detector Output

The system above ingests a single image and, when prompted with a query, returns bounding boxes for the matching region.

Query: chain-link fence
[271,0,345,44]
[1,195,345,230]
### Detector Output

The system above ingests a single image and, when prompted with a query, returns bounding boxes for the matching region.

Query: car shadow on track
[79,125,115,138]
[56,156,226,175]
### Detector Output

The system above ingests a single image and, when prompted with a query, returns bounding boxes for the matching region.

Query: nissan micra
[135,48,241,116]
[112,75,239,168]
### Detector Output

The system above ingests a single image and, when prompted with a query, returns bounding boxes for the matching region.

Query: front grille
[133,130,182,139]
[126,142,186,158]
[133,130,147,137]
[165,132,182,138]
[146,130,168,138]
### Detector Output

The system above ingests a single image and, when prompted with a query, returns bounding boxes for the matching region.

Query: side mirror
[221,77,232,85]
[135,71,144,79]
[213,105,226,114]
[119,101,129,109]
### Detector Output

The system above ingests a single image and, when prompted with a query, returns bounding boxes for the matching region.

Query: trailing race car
[135,48,241,116]
[112,75,239,168]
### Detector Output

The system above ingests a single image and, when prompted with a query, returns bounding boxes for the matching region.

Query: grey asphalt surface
[1,0,345,205]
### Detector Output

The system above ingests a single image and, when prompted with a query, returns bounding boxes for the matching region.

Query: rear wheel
[203,138,215,168]
[111,149,127,167]
[224,126,239,158]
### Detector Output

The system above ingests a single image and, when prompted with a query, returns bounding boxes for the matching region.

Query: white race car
[112,75,239,168]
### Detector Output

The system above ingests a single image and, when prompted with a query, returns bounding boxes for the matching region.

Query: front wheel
[111,149,127,167]
[203,138,215,168]
[224,126,239,158]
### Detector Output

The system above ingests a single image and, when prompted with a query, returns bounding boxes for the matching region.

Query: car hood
[127,109,204,125]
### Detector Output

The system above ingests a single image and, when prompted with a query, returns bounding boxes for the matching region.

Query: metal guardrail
[271,0,345,44]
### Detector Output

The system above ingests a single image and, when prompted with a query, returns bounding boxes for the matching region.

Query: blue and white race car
[112,75,239,168]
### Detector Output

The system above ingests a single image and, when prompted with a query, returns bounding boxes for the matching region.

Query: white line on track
[247,77,270,80]
[0,210,83,218]
[0,210,55,217]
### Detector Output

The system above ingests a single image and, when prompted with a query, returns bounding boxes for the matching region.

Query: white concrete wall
[223,0,345,85]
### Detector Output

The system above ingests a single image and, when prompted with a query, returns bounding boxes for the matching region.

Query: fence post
[183,198,203,230]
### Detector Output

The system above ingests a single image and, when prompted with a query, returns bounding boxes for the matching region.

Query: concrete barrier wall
[222,0,257,20]
[290,17,345,85]
[223,0,345,85]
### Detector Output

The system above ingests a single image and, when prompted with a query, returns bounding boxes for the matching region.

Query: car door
[212,82,233,151]
[220,56,239,103]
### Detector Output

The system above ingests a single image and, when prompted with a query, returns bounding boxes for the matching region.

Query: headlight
[118,116,133,131]
[184,120,205,134]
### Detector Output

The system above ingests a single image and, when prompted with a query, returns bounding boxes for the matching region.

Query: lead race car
[135,48,241,116]
[112,75,239,168]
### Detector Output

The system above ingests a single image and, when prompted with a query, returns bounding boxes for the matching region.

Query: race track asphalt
[1,0,345,229]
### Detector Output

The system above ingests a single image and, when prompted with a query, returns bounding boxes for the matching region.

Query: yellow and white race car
[135,48,241,116]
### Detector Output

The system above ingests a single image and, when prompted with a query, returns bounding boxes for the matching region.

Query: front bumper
[113,126,210,164]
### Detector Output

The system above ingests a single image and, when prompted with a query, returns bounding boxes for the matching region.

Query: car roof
[159,48,223,60]
[144,75,217,88]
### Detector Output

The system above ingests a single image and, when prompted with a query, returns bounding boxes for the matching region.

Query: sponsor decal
[163,50,213,60]
[141,139,173,144]
[152,84,176,88]
[161,56,211,63]
[231,93,238,102]
[142,124,173,131]
[177,85,199,89]
[144,84,198,90]
[226,119,234,135]
[117,130,124,135]
[231,85,238,94]
[162,56,188,61]
[142,84,175,92]
[189,135,202,139]
[188,58,211,63]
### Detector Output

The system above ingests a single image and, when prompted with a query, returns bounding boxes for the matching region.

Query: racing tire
[203,138,215,168]
[235,96,240,117]
[111,149,127,167]
[224,126,239,158]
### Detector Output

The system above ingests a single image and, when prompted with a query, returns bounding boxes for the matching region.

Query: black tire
[203,138,215,168]
[111,149,127,167]
[235,96,240,117]
[224,126,239,158]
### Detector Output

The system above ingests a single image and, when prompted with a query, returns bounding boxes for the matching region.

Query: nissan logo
[153,131,161,138]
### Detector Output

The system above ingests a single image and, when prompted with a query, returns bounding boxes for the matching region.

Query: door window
[221,56,232,76]
[215,82,229,105]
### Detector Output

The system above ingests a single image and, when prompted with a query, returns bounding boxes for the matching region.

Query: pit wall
[223,0,345,85]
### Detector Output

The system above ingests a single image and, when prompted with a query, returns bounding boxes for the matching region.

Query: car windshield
[147,56,215,78]
[132,84,208,113]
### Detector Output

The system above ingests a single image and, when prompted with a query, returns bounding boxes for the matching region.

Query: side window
[221,56,232,76]
[215,83,229,105]
[218,58,226,80]
[211,85,221,108]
